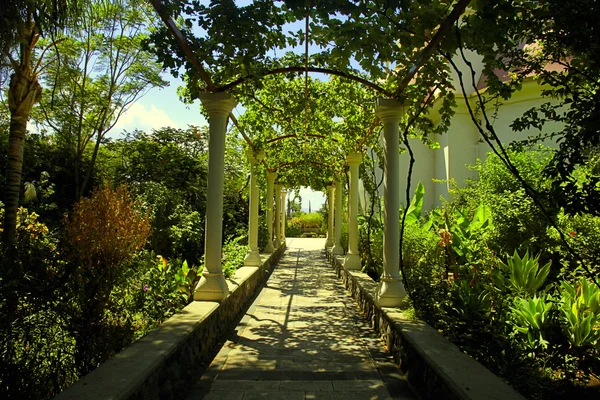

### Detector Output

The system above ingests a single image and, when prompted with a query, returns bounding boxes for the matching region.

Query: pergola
[148,0,472,307]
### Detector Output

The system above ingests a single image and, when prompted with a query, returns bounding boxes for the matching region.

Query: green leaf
[404,182,424,225]
[470,203,493,231]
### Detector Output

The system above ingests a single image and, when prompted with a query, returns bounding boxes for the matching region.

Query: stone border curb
[325,249,526,400]
[56,244,286,400]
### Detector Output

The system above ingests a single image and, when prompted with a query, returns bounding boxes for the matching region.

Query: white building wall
[359,78,562,214]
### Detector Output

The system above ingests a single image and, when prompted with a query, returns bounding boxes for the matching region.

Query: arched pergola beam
[219,67,393,97]
[266,134,339,144]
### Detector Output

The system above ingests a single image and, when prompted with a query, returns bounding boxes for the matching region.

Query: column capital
[327,184,335,192]
[199,92,236,117]
[281,188,287,195]
[346,151,363,166]
[274,183,283,191]
[266,171,277,182]
[246,149,265,165]
[375,98,406,124]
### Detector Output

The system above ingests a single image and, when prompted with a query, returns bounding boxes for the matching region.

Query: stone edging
[326,250,526,400]
[55,244,287,400]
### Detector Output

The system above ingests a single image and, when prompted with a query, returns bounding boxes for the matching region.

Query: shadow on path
[187,238,416,400]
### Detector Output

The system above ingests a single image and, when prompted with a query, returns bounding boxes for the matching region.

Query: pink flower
[143,285,149,292]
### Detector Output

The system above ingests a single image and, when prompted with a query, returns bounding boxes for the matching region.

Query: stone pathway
[188,238,416,400]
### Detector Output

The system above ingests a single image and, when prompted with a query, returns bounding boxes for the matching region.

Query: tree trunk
[3,38,42,245]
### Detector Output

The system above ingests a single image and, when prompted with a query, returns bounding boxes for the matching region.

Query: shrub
[65,185,150,272]
[287,212,324,237]
[63,185,151,374]
[221,235,248,278]
[0,208,76,399]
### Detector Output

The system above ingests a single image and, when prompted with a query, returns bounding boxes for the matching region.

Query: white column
[280,189,287,242]
[331,180,344,255]
[194,92,236,301]
[325,184,334,248]
[344,152,362,270]
[244,149,265,266]
[264,171,276,253]
[274,184,281,248]
[374,98,406,307]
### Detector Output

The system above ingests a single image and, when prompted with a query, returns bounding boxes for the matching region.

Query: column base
[343,253,361,270]
[244,250,262,266]
[331,244,344,255]
[375,276,406,307]
[325,238,334,248]
[264,241,275,253]
[194,272,229,302]
[274,238,281,248]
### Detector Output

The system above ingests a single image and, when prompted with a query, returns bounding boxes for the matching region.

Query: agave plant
[510,295,553,350]
[497,250,551,296]
[560,278,600,348]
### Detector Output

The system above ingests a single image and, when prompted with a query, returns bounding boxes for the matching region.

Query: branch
[356,118,381,150]
[442,31,599,288]
[219,66,392,96]
[149,0,216,91]
[228,113,254,149]
[398,83,441,300]
[395,0,472,97]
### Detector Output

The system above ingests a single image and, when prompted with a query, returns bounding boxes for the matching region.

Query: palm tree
[1,0,80,245]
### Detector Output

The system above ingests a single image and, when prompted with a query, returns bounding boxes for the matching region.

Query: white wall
[359,78,562,213]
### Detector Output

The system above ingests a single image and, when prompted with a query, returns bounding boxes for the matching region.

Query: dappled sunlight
[189,238,414,399]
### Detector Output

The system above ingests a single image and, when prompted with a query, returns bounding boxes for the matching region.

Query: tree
[38,0,167,200]
[1,0,81,245]
[457,0,600,216]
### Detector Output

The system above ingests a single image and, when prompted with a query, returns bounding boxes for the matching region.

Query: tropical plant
[510,295,553,352]
[560,278,600,348]
[494,250,552,297]
[1,0,82,245]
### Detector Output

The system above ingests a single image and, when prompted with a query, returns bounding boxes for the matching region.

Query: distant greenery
[287,212,326,237]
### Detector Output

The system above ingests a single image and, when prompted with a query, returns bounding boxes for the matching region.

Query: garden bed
[55,245,286,400]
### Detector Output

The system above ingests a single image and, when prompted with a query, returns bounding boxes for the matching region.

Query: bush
[0,208,76,399]
[220,235,248,278]
[358,215,383,279]
[456,148,556,262]
[63,185,150,375]
[287,212,325,237]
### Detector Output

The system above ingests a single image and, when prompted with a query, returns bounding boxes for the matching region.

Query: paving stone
[306,389,392,400]
[279,380,334,392]
[187,238,416,400]
[203,391,244,400]
[332,379,387,391]
[241,391,304,400]
[211,380,281,392]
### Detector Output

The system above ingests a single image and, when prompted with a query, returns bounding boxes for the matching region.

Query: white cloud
[108,102,181,138]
